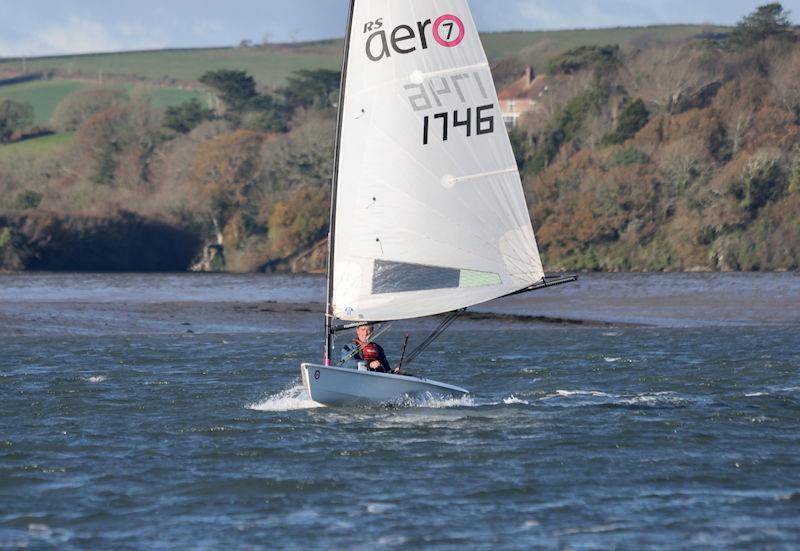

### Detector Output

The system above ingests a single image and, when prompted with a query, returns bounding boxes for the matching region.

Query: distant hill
[0,44,343,89]
[0,79,212,125]
[5,18,797,274]
[0,25,727,132]
[0,25,727,88]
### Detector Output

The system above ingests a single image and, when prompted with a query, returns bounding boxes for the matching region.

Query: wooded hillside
[0,5,797,272]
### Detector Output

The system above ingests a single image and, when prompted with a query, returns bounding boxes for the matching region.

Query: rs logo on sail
[363,14,465,62]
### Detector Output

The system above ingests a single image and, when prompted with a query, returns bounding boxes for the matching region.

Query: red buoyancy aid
[355,340,382,362]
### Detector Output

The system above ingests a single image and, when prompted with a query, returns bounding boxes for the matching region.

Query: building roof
[497,74,547,102]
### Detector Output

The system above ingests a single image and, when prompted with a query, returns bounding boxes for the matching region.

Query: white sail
[331,0,544,322]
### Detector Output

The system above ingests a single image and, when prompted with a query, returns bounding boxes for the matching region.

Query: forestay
[332,0,544,322]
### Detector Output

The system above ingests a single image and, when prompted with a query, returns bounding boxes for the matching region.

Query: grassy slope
[0,131,74,160]
[0,80,87,125]
[0,45,343,89]
[0,25,727,88]
[0,79,213,125]
[481,26,727,60]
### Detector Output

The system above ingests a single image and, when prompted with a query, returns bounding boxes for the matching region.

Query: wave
[393,392,476,409]
[618,391,688,407]
[543,389,689,407]
[553,389,612,398]
[503,395,530,405]
[744,386,800,398]
[247,384,323,411]
[84,375,106,383]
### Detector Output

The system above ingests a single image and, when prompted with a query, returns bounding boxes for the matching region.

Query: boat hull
[300,363,469,406]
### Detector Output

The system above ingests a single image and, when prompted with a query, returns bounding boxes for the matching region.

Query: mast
[324,0,357,365]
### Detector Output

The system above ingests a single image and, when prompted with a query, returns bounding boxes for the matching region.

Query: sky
[1,0,798,58]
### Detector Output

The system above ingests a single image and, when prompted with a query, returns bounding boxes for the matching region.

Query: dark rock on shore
[0,211,202,271]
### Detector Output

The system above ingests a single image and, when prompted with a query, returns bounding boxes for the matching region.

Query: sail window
[459,269,502,288]
[372,260,500,294]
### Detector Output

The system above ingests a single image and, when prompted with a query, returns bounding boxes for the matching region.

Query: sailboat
[300,0,575,406]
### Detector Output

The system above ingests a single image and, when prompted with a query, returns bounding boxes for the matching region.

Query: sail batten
[448,167,518,184]
[331,0,544,322]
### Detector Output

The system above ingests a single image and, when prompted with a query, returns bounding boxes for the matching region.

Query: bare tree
[622,43,724,115]
[770,46,800,120]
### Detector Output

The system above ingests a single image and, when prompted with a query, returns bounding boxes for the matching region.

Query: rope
[401,310,463,369]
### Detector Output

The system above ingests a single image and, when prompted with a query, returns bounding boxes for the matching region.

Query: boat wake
[395,392,476,409]
[247,384,324,411]
[543,389,691,407]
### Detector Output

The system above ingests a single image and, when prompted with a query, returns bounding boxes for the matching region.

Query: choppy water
[1,273,799,549]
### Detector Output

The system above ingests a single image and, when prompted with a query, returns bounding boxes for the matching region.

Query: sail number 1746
[422,105,494,145]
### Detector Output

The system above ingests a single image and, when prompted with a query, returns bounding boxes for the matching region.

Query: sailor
[340,323,393,373]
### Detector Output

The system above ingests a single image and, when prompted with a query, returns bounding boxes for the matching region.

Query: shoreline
[0,300,633,337]
[1,272,797,336]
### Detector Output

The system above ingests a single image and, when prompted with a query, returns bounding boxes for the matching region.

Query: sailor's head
[356,323,374,343]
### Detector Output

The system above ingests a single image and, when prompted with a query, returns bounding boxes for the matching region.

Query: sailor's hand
[391,368,401,374]
[369,360,381,369]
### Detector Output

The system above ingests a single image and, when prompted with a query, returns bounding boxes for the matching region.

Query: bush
[0,227,11,248]
[14,190,43,210]
[530,83,609,173]
[602,98,650,145]
[164,99,214,134]
[281,69,341,112]
[697,226,718,245]
[51,88,129,132]
[610,146,651,167]
[789,170,800,194]
[0,98,34,143]
[729,151,787,212]
[546,45,620,75]
[199,69,258,112]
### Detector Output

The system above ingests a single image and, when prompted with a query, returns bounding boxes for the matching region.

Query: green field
[0,79,213,125]
[0,80,87,125]
[0,25,727,91]
[0,44,343,89]
[0,131,74,160]
[0,25,728,132]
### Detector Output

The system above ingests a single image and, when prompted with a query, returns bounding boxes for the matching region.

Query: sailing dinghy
[301,0,575,406]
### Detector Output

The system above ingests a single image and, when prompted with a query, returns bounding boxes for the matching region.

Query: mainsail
[330,0,544,323]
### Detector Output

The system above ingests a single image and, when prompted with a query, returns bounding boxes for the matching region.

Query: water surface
[1,273,798,548]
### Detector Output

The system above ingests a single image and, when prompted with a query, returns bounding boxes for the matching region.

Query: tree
[14,190,43,209]
[281,69,341,111]
[256,116,334,196]
[51,87,129,132]
[199,69,258,111]
[188,130,267,242]
[267,185,329,259]
[243,94,288,132]
[769,43,800,122]
[164,98,214,134]
[622,44,723,115]
[546,45,620,76]
[529,82,609,173]
[0,98,33,143]
[71,103,163,187]
[602,98,650,145]
[729,3,793,48]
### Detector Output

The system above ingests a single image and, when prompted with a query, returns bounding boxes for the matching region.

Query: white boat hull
[300,363,469,407]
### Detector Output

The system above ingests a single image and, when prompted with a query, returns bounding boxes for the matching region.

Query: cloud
[2,0,800,58]
[0,17,114,57]
[37,17,118,55]
[0,16,169,57]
